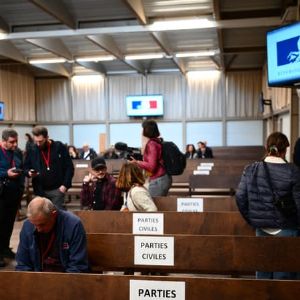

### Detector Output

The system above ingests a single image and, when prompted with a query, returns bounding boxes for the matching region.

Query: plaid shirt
[80,173,122,210]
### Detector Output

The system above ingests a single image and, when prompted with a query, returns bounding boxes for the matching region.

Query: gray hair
[2,128,18,141]
[27,197,56,218]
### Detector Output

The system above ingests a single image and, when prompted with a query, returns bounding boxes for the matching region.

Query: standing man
[24,126,74,209]
[0,129,24,267]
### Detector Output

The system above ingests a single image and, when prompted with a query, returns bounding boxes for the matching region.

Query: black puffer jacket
[236,161,300,229]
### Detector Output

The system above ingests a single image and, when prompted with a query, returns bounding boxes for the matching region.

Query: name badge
[133,213,164,235]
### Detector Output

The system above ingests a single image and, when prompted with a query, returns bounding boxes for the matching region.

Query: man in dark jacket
[16,197,89,272]
[24,126,74,209]
[0,129,24,267]
[80,156,122,210]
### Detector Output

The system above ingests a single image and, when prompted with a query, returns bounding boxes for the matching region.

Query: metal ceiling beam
[223,46,266,54]
[0,41,27,63]
[151,31,186,74]
[87,34,145,74]
[31,63,71,77]
[76,61,106,74]
[5,17,282,40]
[123,0,148,25]
[26,38,73,60]
[28,0,76,29]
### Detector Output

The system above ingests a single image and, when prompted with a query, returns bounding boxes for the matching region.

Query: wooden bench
[74,211,254,235]
[87,233,300,274]
[0,272,298,300]
[189,174,241,196]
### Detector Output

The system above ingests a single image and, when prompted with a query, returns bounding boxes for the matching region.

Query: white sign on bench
[177,198,203,212]
[134,236,174,266]
[132,213,164,235]
[193,170,210,175]
[130,280,185,300]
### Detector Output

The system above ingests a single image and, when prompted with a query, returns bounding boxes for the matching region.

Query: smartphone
[30,169,38,174]
[12,168,23,174]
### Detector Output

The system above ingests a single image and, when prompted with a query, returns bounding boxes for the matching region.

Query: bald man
[16,197,89,273]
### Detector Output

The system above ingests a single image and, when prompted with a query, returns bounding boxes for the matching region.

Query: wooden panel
[0,272,299,300]
[74,211,254,235]
[87,234,300,274]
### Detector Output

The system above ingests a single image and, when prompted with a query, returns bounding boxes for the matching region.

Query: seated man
[79,143,97,160]
[80,156,122,210]
[197,141,213,159]
[16,197,89,273]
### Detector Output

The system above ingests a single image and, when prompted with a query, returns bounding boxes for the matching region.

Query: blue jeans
[149,174,172,197]
[256,228,298,280]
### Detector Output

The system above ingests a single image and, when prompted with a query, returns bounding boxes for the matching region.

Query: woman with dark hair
[116,163,157,212]
[68,145,79,159]
[185,144,197,159]
[236,132,300,280]
[129,120,172,197]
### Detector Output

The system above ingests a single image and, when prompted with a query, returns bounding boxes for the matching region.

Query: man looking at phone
[0,129,24,267]
[24,126,74,210]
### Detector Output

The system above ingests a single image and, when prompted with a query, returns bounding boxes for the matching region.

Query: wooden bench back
[87,233,300,274]
[0,272,298,300]
[74,211,254,235]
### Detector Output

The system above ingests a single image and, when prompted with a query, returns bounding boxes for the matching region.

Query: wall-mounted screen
[126,95,163,117]
[267,22,300,87]
[0,102,4,120]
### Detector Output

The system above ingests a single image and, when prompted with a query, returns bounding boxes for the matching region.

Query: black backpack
[161,141,186,175]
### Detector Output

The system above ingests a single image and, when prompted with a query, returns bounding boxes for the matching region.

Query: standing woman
[130,120,172,197]
[116,163,157,212]
[236,132,300,280]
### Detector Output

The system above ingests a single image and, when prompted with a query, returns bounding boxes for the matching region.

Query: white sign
[200,162,214,167]
[130,280,185,300]
[193,170,210,175]
[133,213,164,235]
[177,198,203,212]
[134,236,174,266]
[197,165,212,171]
[75,164,89,168]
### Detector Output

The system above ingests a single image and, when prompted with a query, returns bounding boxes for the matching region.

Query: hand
[83,173,93,183]
[7,168,21,178]
[59,185,67,194]
[128,157,138,164]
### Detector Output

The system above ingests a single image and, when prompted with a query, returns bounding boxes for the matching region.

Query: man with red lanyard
[0,129,24,267]
[24,126,74,209]
[16,197,89,272]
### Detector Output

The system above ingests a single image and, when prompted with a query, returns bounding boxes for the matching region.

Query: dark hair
[25,133,33,142]
[115,163,145,191]
[142,120,160,138]
[186,144,196,153]
[266,132,289,157]
[2,128,18,141]
[32,126,48,138]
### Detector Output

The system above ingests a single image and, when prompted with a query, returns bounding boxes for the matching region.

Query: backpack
[161,141,186,175]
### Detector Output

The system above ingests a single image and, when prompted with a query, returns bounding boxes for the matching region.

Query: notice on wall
[130,280,185,300]
[193,170,210,175]
[134,236,174,266]
[132,213,164,235]
[177,198,203,212]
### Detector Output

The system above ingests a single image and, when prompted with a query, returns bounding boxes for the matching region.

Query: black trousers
[0,186,23,253]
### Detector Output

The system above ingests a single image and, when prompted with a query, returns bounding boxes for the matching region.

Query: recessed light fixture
[176,50,217,58]
[76,55,115,62]
[29,58,66,64]
[125,53,164,60]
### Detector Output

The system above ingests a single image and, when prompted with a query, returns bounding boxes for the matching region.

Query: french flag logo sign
[127,95,163,116]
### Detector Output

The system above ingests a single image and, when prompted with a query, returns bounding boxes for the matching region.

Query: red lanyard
[1,146,15,168]
[40,142,51,170]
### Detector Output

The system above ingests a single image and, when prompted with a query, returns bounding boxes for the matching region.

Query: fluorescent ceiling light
[149,18,216,31]
[125,53,164,60]
[76,55,115,62]
[29,58,66,64]
[176,50,217,58]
